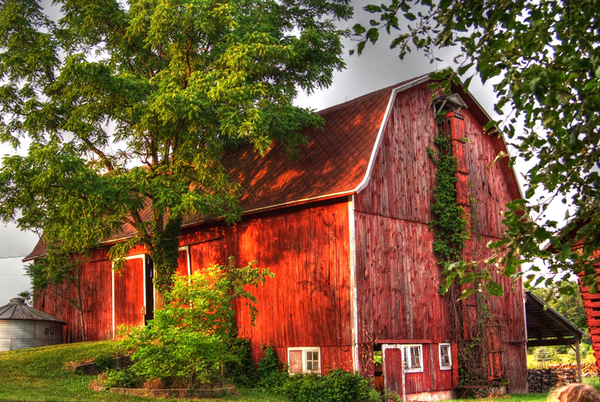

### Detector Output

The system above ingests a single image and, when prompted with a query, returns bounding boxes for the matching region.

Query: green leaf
[353,24,366,36]
[458,288,477,300]
[486,281,504,296]
[357,41,366,55]
[364,4,382,13]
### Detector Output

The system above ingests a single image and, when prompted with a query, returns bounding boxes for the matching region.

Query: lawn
[0,341,598,402]
[0,341,289,402]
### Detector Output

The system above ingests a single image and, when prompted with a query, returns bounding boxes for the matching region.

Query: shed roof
[0,298,67,323]
[525,291,586,347]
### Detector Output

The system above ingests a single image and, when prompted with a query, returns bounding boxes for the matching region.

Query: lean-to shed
[25,73,527,399]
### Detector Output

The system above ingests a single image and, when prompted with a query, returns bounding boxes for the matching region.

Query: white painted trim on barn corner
[348,195,359,372]
[111,254,147,338]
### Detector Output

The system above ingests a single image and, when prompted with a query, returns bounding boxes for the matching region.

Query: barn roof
[24,72,515,262]
[525,291,586,347]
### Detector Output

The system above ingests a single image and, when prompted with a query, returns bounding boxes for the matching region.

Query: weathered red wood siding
[181,198,354,372]
[578,255,600,374]
[80,258,113,341]
[353,82,526,393]
[33,248,113,342]
[113,257,145,330]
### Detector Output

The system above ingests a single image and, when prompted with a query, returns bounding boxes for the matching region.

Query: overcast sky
[0,0,531,303]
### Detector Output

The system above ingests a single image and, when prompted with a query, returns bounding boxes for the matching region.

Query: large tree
[0,0,352,305]
[353,0,600,295]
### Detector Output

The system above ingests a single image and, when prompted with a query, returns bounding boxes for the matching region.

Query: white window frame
[402,344,423,373]
[439,343,452,370]
[287,347,321,374]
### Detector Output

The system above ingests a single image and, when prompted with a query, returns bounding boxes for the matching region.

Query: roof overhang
[525,291,586,347]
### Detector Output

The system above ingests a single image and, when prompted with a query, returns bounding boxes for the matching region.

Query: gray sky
[0,1,534,301]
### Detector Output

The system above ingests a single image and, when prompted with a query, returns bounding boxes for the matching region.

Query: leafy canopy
[353,0,600,294]
[0,0,352,293]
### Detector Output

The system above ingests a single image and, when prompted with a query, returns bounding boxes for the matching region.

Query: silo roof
[0,298,67,324]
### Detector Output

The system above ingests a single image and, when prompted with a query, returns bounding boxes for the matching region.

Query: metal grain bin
[0,298,67,352]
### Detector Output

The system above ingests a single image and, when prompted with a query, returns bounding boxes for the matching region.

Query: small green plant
[256,346,289,391]
[103,366,143,389]
[94,354,115,373]
[224,337,258,387]
[533,347,554,368]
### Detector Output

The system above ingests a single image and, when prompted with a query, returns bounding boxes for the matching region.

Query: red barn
[25,74,527,399]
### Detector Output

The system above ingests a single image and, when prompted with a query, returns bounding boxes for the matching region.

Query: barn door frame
[178,246,192,276]
[111,254,151,338]
[382,344,406,402]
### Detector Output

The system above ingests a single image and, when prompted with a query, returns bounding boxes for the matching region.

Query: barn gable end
[352,81,526,396]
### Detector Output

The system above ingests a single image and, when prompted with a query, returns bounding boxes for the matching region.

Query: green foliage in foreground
[0,341,290,401]
[352,0,600,297]
[112,259,272,389]
[255,346,393,402]
[2,340,596,402]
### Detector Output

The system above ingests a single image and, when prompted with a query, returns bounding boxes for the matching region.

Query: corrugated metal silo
[0,298,67,352]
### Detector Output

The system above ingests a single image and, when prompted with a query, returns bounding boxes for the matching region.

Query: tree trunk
[76,276,86,342]
[154,291,165,310]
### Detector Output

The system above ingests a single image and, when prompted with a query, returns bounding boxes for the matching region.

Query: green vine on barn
[427,110,508,390]
[426,113,470,293]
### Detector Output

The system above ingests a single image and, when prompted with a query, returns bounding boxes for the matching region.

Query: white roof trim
[354,75,433,194]
[353,73,525,201]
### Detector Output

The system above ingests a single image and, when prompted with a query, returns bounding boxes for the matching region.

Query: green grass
[0,341,289,402]
[1,342,598,402]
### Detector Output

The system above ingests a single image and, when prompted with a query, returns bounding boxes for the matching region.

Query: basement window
[439,343,452,370]
[403,344,423,373]
[288,347,321,374]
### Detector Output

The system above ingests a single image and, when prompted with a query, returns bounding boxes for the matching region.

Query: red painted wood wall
[353,82,527,393]
[34,249,113,342]
[33,199,354,373]
[178,198,354,372]
[578,255,600,374]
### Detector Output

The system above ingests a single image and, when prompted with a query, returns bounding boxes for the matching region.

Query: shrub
[256,346,289,391]
[94,354,116,373]
[224,337,257,387]
[119,258,273,389]
[280,370,382,402]
[255,347,388,401]
[104,366,143,389]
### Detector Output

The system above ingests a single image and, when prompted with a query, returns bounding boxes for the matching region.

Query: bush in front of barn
[104,259,272,389]
[255,346,392,402]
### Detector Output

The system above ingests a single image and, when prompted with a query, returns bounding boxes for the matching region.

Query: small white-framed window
[288,347,321,374]
[402,344,423,373]
[439,343,452,370]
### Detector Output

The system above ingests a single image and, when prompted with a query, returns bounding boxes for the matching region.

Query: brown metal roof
[0,298,67,323]
[23,75,430,262]
[525,291,586,347]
